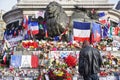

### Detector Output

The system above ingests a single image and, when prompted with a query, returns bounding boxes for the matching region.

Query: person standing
[78,40,102,80]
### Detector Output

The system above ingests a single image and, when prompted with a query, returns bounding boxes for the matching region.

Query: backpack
[78,57,89,76]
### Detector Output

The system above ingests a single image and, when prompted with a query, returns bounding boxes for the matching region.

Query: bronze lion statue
[44,1,69,41]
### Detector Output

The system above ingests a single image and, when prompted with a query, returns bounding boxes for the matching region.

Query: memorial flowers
[48,68,72,80]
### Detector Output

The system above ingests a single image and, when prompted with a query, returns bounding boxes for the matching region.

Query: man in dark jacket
[78,40,102,80]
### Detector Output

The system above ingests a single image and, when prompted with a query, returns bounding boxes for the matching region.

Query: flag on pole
[98,12,105,18]
[91,22,101,43]
[103,24,109,38]
[73,21,91,42]
[22,16,28,30]
[99,19,107,24]
[43,23,48,38]
[30,21,39,35]
[39,24,44,30]
[3,52,7,64]
[27,17,31,35]
[98,12,107,25]
[108,26,113,38]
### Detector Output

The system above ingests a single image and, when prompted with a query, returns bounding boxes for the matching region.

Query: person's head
[82,40,90,48]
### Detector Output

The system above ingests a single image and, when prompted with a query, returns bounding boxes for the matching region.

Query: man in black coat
[78,40,102,80]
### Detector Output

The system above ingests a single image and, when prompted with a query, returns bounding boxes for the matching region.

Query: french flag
[22,15,28,30]
[98,12,105,18]
[43,23,48,38]
[30,21,39,35]
[20,55,39,68]
[98,12,107,24]
[11,55,39,68]
[73,21,91,42]
[3,52,7,64]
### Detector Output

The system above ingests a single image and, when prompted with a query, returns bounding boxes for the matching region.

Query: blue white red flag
[22,16,28,30]
[3,52,7,64]
[30,21,39,35]
[43,23,48,38]
[98,12,107,25]
[73,21,91,42]
[98,12,105,18]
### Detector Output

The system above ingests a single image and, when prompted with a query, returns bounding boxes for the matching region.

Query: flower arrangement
[46,58,72,80]
[99,71,108,77]
[48,68,72,80]
[22,40,38,49]
[95,38,113,50]
[64,55,77,67]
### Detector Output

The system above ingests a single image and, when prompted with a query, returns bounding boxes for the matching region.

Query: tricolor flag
[98,12,105,18]
[30,21,39,35]
[98,12,107,25]
[91,22,101,43]
[11,55,39,68]
[99,19,107,24]
[43,23,48,38]
[27,17,31,35]
[22,15,28,30]
[3,52,7,64]
[73,21,91,42]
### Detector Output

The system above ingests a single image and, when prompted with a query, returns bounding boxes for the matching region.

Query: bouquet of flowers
[48,68,72,80]
[64,55,77,67]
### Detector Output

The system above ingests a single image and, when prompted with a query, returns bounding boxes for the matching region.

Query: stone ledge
[2,9,23,25]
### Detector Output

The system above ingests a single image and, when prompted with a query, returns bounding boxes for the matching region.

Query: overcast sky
[0,0,119,12]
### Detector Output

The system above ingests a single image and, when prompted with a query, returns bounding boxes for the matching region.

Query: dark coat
[79,46,102,75]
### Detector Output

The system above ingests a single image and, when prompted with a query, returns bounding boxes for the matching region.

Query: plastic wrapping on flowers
[64,55,77,67]
[48,68,72,80]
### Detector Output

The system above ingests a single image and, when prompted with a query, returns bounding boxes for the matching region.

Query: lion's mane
[44,1,69,38]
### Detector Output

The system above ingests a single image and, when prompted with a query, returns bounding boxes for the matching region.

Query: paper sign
[106,76,116,80]
[99,77,107,80]
[106,47,112,51]
[45,74,49,80]
[73,76,78,80]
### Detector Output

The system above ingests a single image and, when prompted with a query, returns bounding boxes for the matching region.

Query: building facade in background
[0,10,6,40]
[2,0,120,31]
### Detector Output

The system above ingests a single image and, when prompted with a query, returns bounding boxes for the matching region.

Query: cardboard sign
[73,76,78,80]
[99,77,107,80]
[106,76,116,80]
[45,74,49,80]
